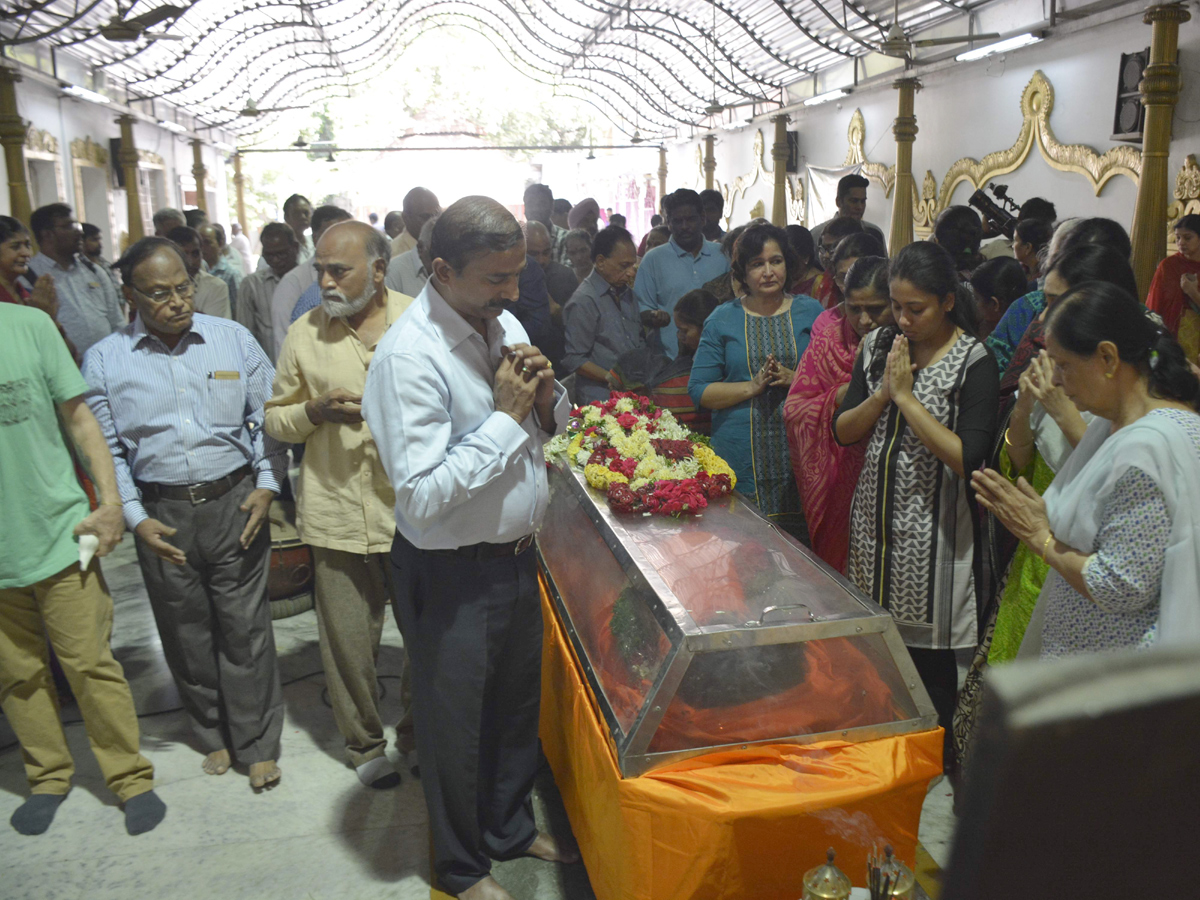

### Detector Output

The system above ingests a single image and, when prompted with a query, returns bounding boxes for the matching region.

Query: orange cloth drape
[539,573,943,900]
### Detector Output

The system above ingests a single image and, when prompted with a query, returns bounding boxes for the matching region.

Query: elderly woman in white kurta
[973,280,1200,658]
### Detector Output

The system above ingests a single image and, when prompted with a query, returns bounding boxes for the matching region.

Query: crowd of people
[2,170,1199,900]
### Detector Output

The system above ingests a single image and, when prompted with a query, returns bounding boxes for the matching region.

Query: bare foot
[249,760,281,791]
[202,749,231,775]
[458,875,514,900]
[523,832,580,864]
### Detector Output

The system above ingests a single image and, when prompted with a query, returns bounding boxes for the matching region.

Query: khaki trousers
[0,562,154,801]
[311,547,413,767]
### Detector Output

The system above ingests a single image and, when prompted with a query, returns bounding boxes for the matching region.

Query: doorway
[78,166,113,258]
[27,159,62,208]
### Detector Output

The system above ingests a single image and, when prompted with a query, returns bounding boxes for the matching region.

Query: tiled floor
[0,538,957,900]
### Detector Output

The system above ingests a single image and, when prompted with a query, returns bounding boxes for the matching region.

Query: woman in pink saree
[784,256,893,571]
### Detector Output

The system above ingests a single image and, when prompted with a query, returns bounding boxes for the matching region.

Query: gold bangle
[1004,427,1033,449]
[1041,533,1054,562]
[100,501,124,507]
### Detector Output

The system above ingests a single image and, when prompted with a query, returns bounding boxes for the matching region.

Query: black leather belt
[425,534,536,559]
[137,464,253,505]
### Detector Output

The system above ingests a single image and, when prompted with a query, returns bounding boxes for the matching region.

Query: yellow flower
[585,464,629,490]
[694,444,737,488]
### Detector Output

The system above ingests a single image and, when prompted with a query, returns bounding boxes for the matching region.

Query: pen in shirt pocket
[209,371,241,380]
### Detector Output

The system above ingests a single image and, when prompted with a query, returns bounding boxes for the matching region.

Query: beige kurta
[264,289,414,554]
[389,229,417,258]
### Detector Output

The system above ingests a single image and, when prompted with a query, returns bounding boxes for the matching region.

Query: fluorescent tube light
[158,120,187,134]
[213,141,236,153]
[956,32,1042,62]
[60,84,111,104]
[803,88,851,107]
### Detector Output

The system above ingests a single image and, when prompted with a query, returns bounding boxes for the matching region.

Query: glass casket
[537,462,939,776]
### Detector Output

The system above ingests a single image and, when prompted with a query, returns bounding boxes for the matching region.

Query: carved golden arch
[710,129,806,226]
[844,110,934,231]
[845,109,896,198]
[1168,154,1200,223]
[721,130,767,213]
[695,67,1148,236]
[1167,154,1200,253]
[936,70,1142,210]
[842,71,1144,232]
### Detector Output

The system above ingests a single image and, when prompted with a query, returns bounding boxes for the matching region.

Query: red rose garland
[552,392,736,518]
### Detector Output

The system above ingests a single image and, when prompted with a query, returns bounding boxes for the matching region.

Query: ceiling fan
[871,0,999,62]
[222,99,310,118]
[99,4,187,42]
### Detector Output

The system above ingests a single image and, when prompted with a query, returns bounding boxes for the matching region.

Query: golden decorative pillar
[889,78,921,256]
[0,67,33,228]
[190,139,208,215]
[703,135,716,190]
[771,114,791,227]
[117,114,145,241]
[233,151,247,229]
[1129,2,1191,300]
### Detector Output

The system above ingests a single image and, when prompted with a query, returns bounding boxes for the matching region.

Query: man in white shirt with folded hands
[363,196,576,900]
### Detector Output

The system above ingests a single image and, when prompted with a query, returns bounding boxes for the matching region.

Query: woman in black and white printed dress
[834,241,999,768]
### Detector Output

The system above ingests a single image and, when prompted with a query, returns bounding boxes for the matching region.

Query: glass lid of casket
[615,492,873,633]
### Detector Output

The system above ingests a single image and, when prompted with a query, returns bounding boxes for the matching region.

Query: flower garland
[546,392,736,516]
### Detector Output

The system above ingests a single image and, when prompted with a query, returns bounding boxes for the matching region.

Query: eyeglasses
[131,279,195,304]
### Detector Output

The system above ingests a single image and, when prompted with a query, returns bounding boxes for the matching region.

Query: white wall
[1,74,232,255]
[668,10,1198,237]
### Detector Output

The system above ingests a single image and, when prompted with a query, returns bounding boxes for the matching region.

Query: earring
[1105,371,1114,379]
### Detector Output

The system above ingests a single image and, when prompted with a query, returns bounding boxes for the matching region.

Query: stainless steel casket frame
[537,462,939,777]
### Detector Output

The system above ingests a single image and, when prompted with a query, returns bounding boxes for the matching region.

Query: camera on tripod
[968,182,1023,240]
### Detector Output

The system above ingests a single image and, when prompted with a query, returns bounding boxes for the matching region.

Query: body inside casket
[537,461,938,776]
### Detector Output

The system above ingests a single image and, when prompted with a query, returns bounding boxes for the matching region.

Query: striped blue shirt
[82,313,286,529]
[27,252,125,357]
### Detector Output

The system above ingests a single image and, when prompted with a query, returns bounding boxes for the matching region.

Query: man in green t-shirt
[0,303,165,836]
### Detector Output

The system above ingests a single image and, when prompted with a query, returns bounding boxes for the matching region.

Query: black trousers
[908,646,958,770]
[136,473,284,764]
[389,531,542,894]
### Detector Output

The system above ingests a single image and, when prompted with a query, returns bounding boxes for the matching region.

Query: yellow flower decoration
[694,445,737,488]
[585,464,629,491]
[567,398,737,502]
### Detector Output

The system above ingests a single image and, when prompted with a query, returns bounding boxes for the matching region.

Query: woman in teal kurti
[688,223,822,541]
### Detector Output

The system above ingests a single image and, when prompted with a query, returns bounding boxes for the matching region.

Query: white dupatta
[1026,399,1094,475]
[1022,411,1200,655]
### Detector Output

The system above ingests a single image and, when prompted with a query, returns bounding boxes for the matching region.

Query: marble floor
[0,537,958,900]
